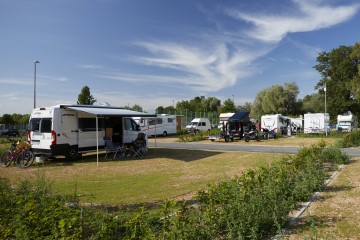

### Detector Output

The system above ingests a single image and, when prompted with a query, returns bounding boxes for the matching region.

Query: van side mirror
[136,125,140,131]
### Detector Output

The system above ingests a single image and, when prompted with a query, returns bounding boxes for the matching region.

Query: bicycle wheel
[1,150,13,167]
[16,150,34,168]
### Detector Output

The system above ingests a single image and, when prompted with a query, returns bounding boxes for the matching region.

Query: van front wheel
[66,147,81,161]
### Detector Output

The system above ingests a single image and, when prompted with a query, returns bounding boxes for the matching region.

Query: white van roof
[33,104,156,117]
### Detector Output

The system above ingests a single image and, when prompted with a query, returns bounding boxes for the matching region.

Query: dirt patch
[148,135,336,147]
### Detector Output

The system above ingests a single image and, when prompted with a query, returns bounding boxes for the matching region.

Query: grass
[284,157,360,239]
[0,148,284,206]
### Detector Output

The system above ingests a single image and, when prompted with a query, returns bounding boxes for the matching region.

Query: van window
[30,118,52,133]
[41,118,52,133]
[124,118,138,131]
[156,118,162,124]
[201,122,206,126]
[148,119,155,126]
[79,118,104,132]
[30,118,41,132]
[168,118,174,123]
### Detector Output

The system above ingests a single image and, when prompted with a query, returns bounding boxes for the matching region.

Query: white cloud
[0,78,33,86]
[289,39,322,59]
[120,0,359,95]
[78,64,103,69]
[40,75,70,82]
[227,0,360,43]
[128,41,262,92]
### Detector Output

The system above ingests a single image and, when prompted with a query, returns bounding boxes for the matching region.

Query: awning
[65,105,157,117]
[228,111,250,122]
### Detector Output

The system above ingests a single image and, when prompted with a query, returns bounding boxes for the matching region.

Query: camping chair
[131,133,147,157]
[103,136,124,159]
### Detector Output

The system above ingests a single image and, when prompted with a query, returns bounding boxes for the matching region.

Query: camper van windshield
[339,121,351,126]
[191,122,198,126]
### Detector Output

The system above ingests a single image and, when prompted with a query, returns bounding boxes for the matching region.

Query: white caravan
[28,104,155,160]
[218,113,234,129]
[261,114,290,134]
[303,113,330,134]
[337,111,358,132]
[133,114,177,137]
[186,118,211,132]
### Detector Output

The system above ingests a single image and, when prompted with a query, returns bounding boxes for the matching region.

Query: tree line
[2,42,359,125]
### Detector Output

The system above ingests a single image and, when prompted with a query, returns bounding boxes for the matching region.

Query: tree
[301,93,324,114]
[77,86,96,105]
[350,42,360,103]
[156,106,165,114]
[130,104,143,112]
[0,114,15,124]
[219,98,235,113]
[314,44,360,120]
[251,82,301,120]
[237,102,252,113]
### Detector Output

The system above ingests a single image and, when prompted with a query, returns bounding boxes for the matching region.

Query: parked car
[0,128,20,137]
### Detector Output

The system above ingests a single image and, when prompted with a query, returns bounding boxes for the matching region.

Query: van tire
[162,131,167,137]
[66,147,80,161]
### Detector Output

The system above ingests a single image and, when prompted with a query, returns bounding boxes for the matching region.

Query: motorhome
[185,118,211,132]
[260,114,290,134]
[28,104,155,160]
[133,114,177,137]
[337,111,358,132]
[303,113,330,134]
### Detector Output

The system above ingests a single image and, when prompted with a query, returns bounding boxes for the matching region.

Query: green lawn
[0,148,284,205]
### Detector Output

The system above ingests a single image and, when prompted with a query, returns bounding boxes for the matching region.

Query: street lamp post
[324,82,327,137]
[33,61,40,108]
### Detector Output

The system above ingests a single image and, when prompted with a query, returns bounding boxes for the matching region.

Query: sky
[1,0,360,115]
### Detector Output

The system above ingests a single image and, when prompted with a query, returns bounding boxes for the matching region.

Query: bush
[177,131,209,142]
[336,130,360,148]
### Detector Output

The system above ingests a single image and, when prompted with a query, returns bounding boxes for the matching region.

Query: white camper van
[261,114,290,134]
[303,113,330,134]
[28,104,155,160]
[186,118,211,133]
[337,111,358,132]
[133,114,177,137]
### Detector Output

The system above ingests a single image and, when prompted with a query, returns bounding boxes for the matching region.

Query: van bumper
[32,144,70,157]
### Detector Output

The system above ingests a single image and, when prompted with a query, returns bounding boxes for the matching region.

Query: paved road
[148,142,360,157]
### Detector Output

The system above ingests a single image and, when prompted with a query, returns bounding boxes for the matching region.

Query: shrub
[336,130,360,148]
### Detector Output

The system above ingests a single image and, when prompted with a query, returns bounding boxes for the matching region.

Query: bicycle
[1,138,34,168]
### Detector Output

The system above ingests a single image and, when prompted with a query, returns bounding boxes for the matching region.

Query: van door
[59,110,78,146]
[123,118,140,144]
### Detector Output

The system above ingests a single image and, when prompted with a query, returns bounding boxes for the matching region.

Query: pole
[325,82,327,137]
[33,61,40,108]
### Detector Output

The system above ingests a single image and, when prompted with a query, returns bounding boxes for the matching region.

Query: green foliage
[314,44,360,119]
[251,82,301,120]
[301,93,325,114]
[219,98,235,113]
[77,85,97,105]
[336,129,360,148]
[177,131,209,142]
